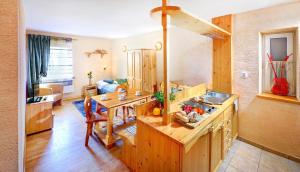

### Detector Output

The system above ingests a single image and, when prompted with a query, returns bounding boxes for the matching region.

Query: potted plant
[87,71,93,85]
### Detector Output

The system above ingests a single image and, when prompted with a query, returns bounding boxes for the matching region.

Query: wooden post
[212,15,232,93]
[162,0,170,125]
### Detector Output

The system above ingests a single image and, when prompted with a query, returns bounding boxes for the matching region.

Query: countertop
[137,94,238,150]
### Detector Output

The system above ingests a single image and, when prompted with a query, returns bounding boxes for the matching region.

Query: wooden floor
[26,100,300,172]
[25,100,130,172]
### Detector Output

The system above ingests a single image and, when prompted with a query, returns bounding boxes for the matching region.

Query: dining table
[91,89,152,148]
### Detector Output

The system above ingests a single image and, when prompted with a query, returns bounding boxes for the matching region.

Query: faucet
[205,88,210,95]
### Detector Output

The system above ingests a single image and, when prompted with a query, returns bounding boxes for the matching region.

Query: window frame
[41,38,74,83]
[258,27,300,102]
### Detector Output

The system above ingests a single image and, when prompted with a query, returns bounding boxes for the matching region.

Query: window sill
[257,93,300,105]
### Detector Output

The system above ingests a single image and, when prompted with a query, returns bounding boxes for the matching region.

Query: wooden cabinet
[82,84,97,97]
[135,96,239,172]
[26,96,54,135]
[127,49,157,93]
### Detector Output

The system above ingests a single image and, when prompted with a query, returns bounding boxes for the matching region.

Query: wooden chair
[39,83,64,106]
[84,96,108,147]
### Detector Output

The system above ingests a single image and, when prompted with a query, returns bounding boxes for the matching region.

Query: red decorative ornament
[267,53,293,96]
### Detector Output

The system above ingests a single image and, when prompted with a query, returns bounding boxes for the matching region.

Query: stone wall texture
[233,2,300,158]
[0,0,19,171]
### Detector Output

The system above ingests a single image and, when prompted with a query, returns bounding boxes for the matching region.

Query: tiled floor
[218,140,300,172]
[26,100,300,172]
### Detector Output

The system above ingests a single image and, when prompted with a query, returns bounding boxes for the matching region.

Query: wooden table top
[92,89,152,109]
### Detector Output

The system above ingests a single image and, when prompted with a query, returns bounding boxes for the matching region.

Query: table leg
[123,106,127,124]
[96,103,102,114]
[105,108,115,148]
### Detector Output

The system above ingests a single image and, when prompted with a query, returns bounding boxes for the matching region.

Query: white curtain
[263,61,296,96]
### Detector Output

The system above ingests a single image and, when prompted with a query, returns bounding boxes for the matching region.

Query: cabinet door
[183,128,211,172]
[142,50,150,92]
[127,51,134,89]
[150,50,157,92]
[142,50,157,93]
[134,51,142,90]
[38,102,53,132]
[210,118,224,172]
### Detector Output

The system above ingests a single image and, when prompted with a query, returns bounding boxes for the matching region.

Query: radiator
[42,79,74,93]
[62,80,74,93]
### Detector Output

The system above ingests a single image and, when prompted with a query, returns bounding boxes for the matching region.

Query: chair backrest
[84,96,92,120]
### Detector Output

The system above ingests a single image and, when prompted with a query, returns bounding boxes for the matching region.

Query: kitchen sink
[199,91,231,105]
[182,100,217,114]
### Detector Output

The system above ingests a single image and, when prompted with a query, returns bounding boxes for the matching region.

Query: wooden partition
[212,15,233,93]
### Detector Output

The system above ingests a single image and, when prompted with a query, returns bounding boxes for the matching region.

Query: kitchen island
[135,94,238,172]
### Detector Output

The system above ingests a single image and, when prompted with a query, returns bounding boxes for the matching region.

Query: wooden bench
[118,125,137,171]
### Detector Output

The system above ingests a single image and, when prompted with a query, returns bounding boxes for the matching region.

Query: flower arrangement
[87,71,93,85]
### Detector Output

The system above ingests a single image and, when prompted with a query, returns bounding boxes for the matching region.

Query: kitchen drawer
[224,105,233,121]
[224,126,232,138]
[225,136,232,148]
[224,118,232,130]
[224,138,232,155]
[86,89,97,96]
[213,112,224,128]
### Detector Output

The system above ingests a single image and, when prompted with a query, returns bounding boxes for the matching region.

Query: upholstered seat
[39,83,64,106]
[52,93,63,102]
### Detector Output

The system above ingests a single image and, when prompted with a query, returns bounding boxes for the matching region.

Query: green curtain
[27,34,50,96]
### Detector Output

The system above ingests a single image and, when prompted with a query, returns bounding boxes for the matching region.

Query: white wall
[26,31,114,99]
[169,28,212,86]
[112,31,163,81]
[18,0,26,171]
[112,28,212,86]
[65,36,113,99]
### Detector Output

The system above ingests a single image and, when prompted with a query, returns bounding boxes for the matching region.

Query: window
[261,31,296,97]
[42,38,74,93]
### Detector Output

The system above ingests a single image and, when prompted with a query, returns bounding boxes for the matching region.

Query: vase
[89,78,92,86]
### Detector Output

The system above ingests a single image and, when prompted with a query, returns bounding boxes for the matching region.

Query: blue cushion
[103,79,114,84]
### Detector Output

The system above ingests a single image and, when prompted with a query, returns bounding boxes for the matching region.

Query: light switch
[241,71,249,79]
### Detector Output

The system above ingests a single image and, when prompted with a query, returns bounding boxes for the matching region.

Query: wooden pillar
[162,0,170,125]
[212,15,233,93]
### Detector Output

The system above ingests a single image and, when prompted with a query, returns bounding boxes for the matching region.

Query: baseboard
[238,136,300,163]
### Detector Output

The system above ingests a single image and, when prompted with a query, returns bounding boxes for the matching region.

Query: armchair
[39,83,64,106]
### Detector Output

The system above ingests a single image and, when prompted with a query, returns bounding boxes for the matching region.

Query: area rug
[72,99,107,117]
